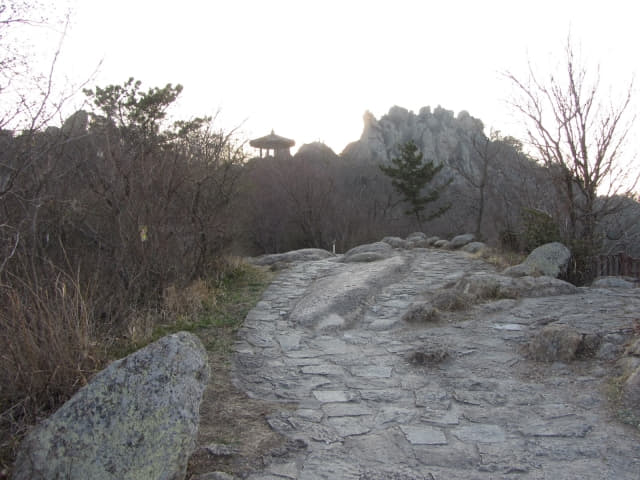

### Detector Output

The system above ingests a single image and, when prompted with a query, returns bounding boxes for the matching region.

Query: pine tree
[380,141,451,227]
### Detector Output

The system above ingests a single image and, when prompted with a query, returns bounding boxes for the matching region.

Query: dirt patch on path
[187,351,296,478]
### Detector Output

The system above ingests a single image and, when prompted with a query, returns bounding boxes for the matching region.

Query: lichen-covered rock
[249,248,333,266]
[449,233,475,249]
[504,242,571,278]
[525,324,583,362]
[455,272,577,300]
[342,242,393,262]
[14,332,210,480]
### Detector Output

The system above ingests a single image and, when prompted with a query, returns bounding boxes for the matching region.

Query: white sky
[43,0,640,155]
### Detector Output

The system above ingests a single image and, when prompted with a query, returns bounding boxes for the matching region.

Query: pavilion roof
[249,130,295,149]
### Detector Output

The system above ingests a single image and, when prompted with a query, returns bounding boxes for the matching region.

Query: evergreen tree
[380,141,450,227]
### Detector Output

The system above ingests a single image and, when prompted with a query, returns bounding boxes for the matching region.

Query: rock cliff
[342,106,484,174]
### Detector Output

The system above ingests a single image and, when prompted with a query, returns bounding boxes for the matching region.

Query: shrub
[402,302,439,323]
[431,290,472,311]
[521,208,561,253]
[524,324,582,362]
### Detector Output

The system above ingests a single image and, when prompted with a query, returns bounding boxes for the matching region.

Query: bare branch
[505,36,636,253]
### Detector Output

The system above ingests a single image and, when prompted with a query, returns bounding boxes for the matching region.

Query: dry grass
[0,269,104,474]
[524,324,583,362]
[605,372,640,431]
[475,247,525,271]
[402,302,440,323]
[0,271,102,411]
[431,290,473,311]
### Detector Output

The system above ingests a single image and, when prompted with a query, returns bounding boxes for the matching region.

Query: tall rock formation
[341,105,485,174]
[340,105,561,244]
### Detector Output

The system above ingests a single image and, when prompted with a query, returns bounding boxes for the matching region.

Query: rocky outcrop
[342,242,393,263]
[592,276,637,289]
[289,255,406,330]
[61,110,89,138]
[456,271,578,299]
[249,248,334,266]
[449,233,475,249]
[462,241,488,254]
[14,332,210,480]
[503,242,571,278]
[342,106,484,174]
[434,239,450,249]
[381,236,408,249]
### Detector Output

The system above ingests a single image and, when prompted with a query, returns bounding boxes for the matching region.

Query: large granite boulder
[426,236,441,246]
[449,233,475,249]
[503,242,571,278]
[14,331,210,480]
[462,241,487,254]
[456,272,578,299]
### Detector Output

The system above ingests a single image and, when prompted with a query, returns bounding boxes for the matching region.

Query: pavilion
[249,130,295,160]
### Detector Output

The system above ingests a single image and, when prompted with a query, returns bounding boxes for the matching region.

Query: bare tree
[449,129,509,239]
[506,38,637,253]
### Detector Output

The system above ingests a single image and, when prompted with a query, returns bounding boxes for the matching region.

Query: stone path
[233,249,640,479]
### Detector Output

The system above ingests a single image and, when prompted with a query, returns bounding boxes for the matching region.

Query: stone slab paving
[233,249,640,479]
